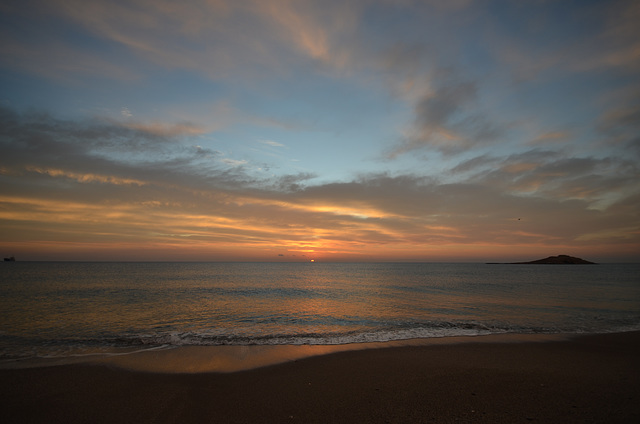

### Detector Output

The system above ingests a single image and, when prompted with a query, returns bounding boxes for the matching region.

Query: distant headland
[487,255,596,265]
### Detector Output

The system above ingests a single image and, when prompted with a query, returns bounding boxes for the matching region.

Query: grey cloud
[194,145,220,157]
[296,173,434,215]
[627,136,640,157]
[0,107,262,194]
[1,107,177,158]
[577,0,640,74]
[450,150,560,181]
[0,106,321,217]
[526,131,572,146]
[598,102,640,158]
[452,149,640,211]
[1,106,638,253]
[283,172,637,246]
[599,104,640,132]
[272,172,317,192]
[484,0,640,82]
[418,77,476,127]
[388,73,505,157]
[1,0,364,84]
[450,154,498,175]
[377,42,432,98]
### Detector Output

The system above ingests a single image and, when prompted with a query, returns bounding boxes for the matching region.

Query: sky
[1,0,639,262]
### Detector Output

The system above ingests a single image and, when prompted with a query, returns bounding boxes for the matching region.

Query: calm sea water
[1,262,639,361]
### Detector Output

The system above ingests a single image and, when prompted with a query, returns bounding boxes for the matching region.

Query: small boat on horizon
[3,256,15,262]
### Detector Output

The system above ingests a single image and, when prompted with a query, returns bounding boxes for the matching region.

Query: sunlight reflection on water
[1,262,639,361]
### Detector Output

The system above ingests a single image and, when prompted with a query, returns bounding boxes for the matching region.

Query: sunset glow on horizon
[1,0,639,262]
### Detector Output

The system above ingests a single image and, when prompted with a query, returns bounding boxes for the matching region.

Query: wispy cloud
[1,1,639,261]
[0,0,361,84]
[120,107,132,118]
[387,72,505,157]
[258,139,285,148]
[527,131,572,146]
[2,106,637,260]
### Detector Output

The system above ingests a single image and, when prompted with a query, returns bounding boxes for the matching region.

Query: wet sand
[2,331,639,423]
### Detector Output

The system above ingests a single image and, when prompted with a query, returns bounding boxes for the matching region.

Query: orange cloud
[25,167,148,186]
[1,103,639,262]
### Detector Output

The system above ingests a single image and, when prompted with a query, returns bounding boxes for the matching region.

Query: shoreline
[1,331,575,373]
[2,331,639,423]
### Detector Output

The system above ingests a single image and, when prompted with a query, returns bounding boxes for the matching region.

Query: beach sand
[2,331,639,423]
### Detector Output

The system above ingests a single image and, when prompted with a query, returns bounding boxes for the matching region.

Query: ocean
[1,261,639,363]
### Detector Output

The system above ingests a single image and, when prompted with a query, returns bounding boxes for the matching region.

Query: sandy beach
[2,331,639,423]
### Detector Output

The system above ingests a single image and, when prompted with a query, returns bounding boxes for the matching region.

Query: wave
[118,317,640,347]
[3,318,640,363]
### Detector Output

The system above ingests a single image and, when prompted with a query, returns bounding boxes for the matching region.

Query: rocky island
[488,255,596,264]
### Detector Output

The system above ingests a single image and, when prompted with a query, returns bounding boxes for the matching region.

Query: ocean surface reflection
[1,262,639,360]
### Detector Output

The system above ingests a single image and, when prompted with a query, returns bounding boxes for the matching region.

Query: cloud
[377,43,433,102]
[0,107,228,191]
[387,72,504,156]
[598,101,640,157]
[24,166,147,186]
[281,172,639,254]
[526,131,572,146]
[0,0,364,84]
[119,120,207,137]
[194,145,220,157]
[1,0,471,89]
[485,0,640,82]
[257,0,359,68]
[572,0,640,74]
[1,2,639,261]
[448,149,640,212]
[1,104,638,261]
[0,106,310,196]
[258,139,285,148]
[377,0,639,163]
[0,35,140,83]
[221,158,248,167]
[273,172,316,192]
